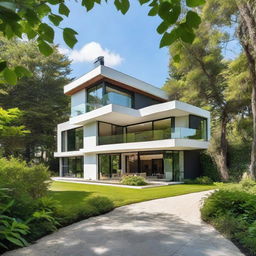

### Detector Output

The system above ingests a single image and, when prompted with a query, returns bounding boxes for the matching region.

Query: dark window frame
[86,81,135,110]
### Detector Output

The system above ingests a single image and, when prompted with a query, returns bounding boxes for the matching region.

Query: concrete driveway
[4,191,244,256]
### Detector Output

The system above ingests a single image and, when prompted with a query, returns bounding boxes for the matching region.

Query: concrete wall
[184,150,203,179]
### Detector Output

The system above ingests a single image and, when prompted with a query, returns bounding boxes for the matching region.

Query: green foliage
[184,176,213,185]
[228,144,251,181]
[56,196,114,226]
[0,157,51,201]
[0,188,29,249]
[0,0,206,84]
[200,152,220,181]
[121,175,147,186]
[201,188,256,254]
[0,38,71,168]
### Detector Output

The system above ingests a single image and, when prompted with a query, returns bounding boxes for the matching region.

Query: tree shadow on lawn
[4,208,242,256]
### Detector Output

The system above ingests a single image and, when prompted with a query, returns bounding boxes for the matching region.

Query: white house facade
[54,57,210,181]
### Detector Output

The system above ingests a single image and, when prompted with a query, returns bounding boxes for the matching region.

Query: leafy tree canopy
[0,0,205,84]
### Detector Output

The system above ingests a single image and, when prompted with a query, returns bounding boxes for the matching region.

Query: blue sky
[53,2,241,89]
[54,1,169,88]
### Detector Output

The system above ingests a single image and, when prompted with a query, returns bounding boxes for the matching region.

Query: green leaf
[158,2,172,20]
[38,23,54,43]
[139,0,150,4]
[114,0,130,14]
[179,24,195,43]
[160,29,179,47]
[0,2,16,12]
[37,3,51,17]
[3,68,17,85]
[6,236,24,247]
[24,9,40,26]
[38,40,53,56]
[59,3,70,17]
[14,66,32,78]
[157,21,169,34]
[148,5,158,16]
[63,28,78,48]
[48,14,63,26]
[186,0,205,8]
[82,0,95,11]
[0,61,7,72]
[186,11,201,28]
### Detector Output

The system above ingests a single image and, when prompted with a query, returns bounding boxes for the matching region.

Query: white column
[83,122,98,179]
[84,154,98,180]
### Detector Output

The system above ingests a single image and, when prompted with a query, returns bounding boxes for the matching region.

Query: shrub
[0,188,29,251]
[0,157,51,200]
[201,189,256,255]
[184,176,213,185]
[121,175,147,186]
[57,196,114,226]
[239,173,256,190]
[200,152,220,181]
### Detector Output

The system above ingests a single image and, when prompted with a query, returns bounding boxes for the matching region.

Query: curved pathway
[5,191,244,256]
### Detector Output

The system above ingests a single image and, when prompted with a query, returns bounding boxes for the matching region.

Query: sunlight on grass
[50,181,216,208]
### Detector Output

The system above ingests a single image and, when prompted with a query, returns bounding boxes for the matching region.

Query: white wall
[71,89,86,116]
[83,121,97,148]
[83,122,98,180]
[84,154,98,180]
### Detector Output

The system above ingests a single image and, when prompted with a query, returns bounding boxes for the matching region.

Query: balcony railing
[71,103,105,117]
[98,127,207,145]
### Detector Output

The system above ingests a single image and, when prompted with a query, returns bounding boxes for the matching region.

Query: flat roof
[64,65,169,101]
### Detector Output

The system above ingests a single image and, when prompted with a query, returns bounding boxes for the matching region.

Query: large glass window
[86,82,133,112]
[105,85,132,108]
[154,118,172,140]
[98,154,121,179]
[62,157,83,177]
[87,83,104,112]
[98,122,123,145]
[126,122,153,142]
[189,115,207,140]
[61,127,83,152]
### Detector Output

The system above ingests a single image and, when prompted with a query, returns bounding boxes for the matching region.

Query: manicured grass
[50,181,216,209]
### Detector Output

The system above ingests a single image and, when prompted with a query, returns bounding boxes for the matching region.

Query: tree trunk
[218,111,229,181]
[243,41,256,179]
[237,2,256,179]
[237,1,256,57]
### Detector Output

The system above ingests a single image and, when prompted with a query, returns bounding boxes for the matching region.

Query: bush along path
[201,178,256,256]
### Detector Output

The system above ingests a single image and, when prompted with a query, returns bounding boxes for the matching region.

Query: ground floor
[59,150,203,181]
[5,191,243,256]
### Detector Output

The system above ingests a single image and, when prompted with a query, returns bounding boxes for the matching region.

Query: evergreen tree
[0,38,71,169]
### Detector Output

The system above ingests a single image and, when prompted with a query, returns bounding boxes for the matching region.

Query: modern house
[54,57,210,181]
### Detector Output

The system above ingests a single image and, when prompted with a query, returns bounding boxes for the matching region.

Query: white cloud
[59,42,123,67]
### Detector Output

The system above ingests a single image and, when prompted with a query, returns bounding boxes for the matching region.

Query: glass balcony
[98,127,207,145]
[71,103,86,117]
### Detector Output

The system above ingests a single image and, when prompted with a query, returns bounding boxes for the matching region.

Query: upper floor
[54,58,210,157]
[66,58,168,119]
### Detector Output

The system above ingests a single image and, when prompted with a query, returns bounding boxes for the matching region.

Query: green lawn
[50,181,216,209]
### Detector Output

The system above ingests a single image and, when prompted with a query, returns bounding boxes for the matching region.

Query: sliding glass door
[98,154,121,179]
